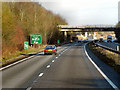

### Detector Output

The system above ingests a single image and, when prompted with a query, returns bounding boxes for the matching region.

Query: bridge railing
[94,42,120,55]
[58,25,118,28]
[83,25,116,28]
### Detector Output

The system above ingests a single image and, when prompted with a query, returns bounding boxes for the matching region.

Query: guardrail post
[116,46,120,51]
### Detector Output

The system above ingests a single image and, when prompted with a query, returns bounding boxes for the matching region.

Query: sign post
[30,34,41,44]
[24,42,29,49]
[117,45,120,51]
[24,42,29,54]
[57,40,60,44]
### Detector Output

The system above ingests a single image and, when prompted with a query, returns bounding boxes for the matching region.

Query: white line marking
[56,57,58,59]
[0,51,45,71]
[39,73,44,77]
[52,60,55,62]
[33,80,37,83]
[84,44,118,89]
[0,55,34,71]
[47,65,50,68]
[26,87,32,90]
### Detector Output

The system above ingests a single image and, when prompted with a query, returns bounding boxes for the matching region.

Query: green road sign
[30,34,41,44]
[57,40,60,44]
[24,42,29,49]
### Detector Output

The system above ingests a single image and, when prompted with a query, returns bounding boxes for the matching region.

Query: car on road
[107,35,112,42]
[44,45,57,55]
[99,38,104,42]
[83,39,89,43]
[78,39,82,43]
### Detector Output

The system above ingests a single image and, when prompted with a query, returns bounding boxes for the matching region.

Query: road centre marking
[52,60,55,62]
[84,44,118,89]
[0,46,70,71]
[47,65,50,68]
[39,73,44,77]
[26,87,32,90]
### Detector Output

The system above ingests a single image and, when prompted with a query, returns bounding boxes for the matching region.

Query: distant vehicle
[78,39,82,43]
[72,37,78,42]
[107,35,112,42]
[112,39,118,42]
[44,45,57,55]
[99,38,103,42]
[83,39,89,43]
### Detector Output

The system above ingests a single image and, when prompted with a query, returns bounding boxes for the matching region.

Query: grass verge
[88,42,120,74]
[1,43,67,67]
[1,45,46,67]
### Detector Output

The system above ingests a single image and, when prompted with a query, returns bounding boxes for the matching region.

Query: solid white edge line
[39,73,44,77]
[84,44,118,89]
[0,55,34,71]
[0,51,45,71]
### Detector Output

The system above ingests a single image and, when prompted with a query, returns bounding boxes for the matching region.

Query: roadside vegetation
[2,2,67,62]
[115,22,120,43]
[88,42,120,74]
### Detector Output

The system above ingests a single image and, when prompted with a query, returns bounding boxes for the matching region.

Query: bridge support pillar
[85,32,88,38]
[64,31,67,42]
[70,31,73,42]
[64,31,67,37]
[93,32,97,39]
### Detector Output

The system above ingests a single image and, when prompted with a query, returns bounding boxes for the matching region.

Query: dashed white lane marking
[26,87,32,90]
[39,73,44,77]
[52,60,55,62]
[33,80,37,83]
[84,44,118,90]
[47,65,50,68]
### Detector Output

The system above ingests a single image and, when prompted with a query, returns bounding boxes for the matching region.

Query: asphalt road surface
[2,44,70,88]
[2,43,120,89]
[97,42,120,51]
[30,43,115,89]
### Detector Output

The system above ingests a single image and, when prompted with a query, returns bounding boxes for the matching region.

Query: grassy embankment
[88,42,120,74]
[2,2,67,66]
[115,22,120,43]
[1,45,46,67]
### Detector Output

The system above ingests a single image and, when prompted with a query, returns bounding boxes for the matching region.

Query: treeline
[115,22,120,43]
[2,2,67,58]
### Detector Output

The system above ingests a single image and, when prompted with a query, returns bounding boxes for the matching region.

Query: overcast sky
[37,0,120,26]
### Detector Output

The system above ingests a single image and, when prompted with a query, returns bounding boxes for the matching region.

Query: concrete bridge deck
[58,25,120,32]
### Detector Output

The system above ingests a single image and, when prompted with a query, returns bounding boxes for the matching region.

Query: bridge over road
[58,25,120,41]
[58,25,120,32]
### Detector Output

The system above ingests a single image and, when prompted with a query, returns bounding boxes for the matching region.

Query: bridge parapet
[58,25,120,32]
[58,25,117,28]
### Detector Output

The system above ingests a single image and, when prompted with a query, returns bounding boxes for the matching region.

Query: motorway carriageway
[97,41,120,51]
[1,43,120,89]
